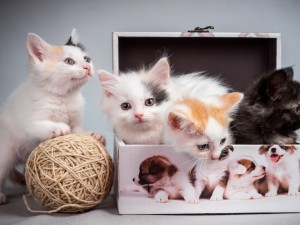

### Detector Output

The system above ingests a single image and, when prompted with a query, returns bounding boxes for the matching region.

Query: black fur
[231,67,300,144]
[65,36,85,51]
[144,82,169,105]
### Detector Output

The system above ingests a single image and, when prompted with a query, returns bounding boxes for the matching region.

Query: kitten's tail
[10,168,26,185]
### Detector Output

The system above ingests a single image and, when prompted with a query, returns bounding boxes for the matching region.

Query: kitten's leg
[0,140,17,204]
[28,120,70,140]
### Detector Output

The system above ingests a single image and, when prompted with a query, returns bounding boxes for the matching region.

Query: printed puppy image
[259,144,300,196]
[133,155,198,203]
[224,156,266,200]
[189,145,235,201]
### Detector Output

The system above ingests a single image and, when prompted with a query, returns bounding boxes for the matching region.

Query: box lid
[113,32,281,92]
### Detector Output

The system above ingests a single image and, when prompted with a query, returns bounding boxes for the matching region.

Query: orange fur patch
[179,98,228,133]
[43,60,55,70]
[50,46,64,56]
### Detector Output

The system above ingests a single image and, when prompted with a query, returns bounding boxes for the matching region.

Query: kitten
[98,57,229,144]
[165,93,243,200]
[231,67,300,144]
[0,29,104,204]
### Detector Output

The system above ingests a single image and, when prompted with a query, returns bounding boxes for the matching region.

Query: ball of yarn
[24,134,114,213]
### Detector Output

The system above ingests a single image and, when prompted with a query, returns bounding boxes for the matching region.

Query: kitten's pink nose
[83,65,91,74]
[135,114,144,120]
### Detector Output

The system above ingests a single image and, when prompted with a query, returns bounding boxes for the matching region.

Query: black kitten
[231,67,300,144]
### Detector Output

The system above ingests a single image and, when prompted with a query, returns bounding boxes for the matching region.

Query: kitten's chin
[71,74,90,82]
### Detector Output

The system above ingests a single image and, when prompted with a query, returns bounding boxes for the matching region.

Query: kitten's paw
[0,193,7,204]
[155,191,168,203]
[52,123,70,138]
[89,132,106,146]
[265,191,277,197]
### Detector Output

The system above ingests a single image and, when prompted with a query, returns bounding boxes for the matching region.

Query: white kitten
[98,57,229,144]
[0,29,103,204]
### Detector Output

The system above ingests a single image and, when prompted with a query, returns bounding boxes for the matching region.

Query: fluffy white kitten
[0,29,104,204]
[98,57,228,144]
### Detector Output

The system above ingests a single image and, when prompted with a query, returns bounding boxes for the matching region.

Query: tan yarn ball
[24,134,114,213]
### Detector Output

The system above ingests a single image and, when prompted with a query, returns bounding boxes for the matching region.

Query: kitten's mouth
[71,74,90,81]
[270,154,283,163]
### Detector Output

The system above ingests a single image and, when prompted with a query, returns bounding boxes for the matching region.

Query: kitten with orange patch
[0,29,104,204]
[165,93,243,200]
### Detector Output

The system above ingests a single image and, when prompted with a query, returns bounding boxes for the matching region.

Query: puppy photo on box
[258,144,300,197]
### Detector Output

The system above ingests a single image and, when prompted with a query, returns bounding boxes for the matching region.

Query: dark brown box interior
[118,37,278,92]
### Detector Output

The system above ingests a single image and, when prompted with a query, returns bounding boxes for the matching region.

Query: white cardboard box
[112,32,300,214]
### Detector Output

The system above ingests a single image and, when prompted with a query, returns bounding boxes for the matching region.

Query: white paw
[252,193,263,199]
[155,191,168,203]
[0,193,7,204]
[185,198,199,204]
[89,132,106,146]
[210,195,224,201]
[52,123,70,138]
[288,191,300,196]
[265,191,277,197]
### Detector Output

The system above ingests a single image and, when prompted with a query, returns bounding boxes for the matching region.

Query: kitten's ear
[267,67,294,101]
[65,28,85,51]
[148,57,170,86]
[27,33,50,62]
[219,92,244,112]
[98,70,121,97]
[168,111,192,131]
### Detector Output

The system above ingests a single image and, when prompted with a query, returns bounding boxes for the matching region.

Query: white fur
[260,145,300,197]
[224,156,265,200]
[0,30,94,204]
[192,154,232,200]
[133,167,198,204]
[98,57,229,144]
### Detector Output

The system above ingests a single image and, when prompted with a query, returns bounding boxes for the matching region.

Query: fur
[165,93,243,200]
[224,156,266,200]
[231,67,300,144]
[98,57,229,144]
[132,155,198,203]
[0,29,103,204]
[189,145,235,200]
[259,144,300,196]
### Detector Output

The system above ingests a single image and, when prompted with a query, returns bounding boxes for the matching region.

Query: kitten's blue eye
[220,138,226,145]
[197,144,209,151]
[121,102,131,110]
[145,98,155,106]
[64,58,75,65]
[84,56,91,63]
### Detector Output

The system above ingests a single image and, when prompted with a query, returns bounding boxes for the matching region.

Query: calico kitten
[98,57,229,144]
[231,67,300,144]
[0,29,104,204]
[165,93,243,200]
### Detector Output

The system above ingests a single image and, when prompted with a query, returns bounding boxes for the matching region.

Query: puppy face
[133,155,177,186]
[229,156,266,183]
[259,144,297,163]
